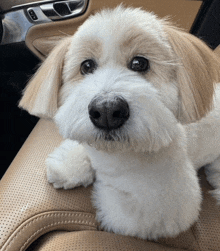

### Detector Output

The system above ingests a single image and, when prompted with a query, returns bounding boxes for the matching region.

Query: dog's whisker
[151,58,181,66]
[58,30,71,37]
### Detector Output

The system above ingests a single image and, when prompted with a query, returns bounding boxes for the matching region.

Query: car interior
[1,0,220,250]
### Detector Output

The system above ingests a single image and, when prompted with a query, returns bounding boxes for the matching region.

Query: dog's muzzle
[88,96,129,131]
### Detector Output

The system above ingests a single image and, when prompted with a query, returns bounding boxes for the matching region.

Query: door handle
[40,0,88,21]
[1,0,89,45]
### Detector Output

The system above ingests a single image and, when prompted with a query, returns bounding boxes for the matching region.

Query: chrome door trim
[1,0,89,45]
[1,8,51,45]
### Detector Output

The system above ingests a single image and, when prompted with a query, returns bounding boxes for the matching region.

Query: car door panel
[24,0,202,59]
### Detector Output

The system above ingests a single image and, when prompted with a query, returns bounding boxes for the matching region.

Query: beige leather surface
[0,119,97,251]
[27,168,220,251]
[25,0,202,59]
[27,231,185,251]
[1,118,220,250]
[215,45,220,57]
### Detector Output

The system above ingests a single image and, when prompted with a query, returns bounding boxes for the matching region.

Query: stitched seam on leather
[3,212,97,251]
[20,220,96,251]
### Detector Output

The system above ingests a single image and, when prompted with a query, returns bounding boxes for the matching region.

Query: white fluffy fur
[56,67,179,153]
[20,6,220,240]
[46,139,95,189]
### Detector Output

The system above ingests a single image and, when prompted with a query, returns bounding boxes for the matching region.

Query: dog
[19,6,220,240]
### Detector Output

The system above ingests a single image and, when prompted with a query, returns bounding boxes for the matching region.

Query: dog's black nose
[88,96,129,130]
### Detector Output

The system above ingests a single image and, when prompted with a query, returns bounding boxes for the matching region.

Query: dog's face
[56,7,179,152]
[19,6,220,153]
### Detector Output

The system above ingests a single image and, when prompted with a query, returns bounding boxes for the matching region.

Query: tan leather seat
[1,117,220,251]
[0,119,220,251]
[1,48,220,251]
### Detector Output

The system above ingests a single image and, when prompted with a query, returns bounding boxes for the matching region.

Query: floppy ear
[165,26,220,123]
[19,37,71,119]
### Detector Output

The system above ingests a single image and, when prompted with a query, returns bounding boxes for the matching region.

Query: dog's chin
[77,129,133,153]
[56,111,178,153]
[96,128,128,142]
[85,138,134,153]
[68,126,176,154]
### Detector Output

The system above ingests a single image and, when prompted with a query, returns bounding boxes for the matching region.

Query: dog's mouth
[85,128,133,152]
[104,133,115,141]
[95,128,129,142]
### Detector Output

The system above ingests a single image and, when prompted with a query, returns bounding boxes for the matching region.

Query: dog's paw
[46,139,95,189]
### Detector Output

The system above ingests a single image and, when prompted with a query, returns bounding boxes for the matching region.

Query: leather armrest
[1,119,220,251]
[27,230,186,251]
[0,119,97,251]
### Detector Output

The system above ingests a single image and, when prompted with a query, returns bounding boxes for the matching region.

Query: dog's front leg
[46,139,95,189]
[205,155,220,205]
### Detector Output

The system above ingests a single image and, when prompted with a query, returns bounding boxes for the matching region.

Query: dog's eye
[129,56,149,73]
[80,59,97,75]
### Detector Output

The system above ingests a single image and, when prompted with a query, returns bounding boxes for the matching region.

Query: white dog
[19,6,220,240]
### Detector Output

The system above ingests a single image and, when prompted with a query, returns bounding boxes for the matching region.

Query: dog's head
[19,6,220,152]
